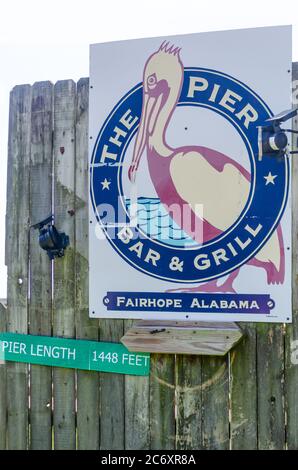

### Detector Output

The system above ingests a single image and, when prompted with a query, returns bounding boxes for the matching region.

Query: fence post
[99,319,125,449]
[201,356,229,449]
[75,78,100,450]
[230,326,257,449]
[256,323,285,449]
[5,84,31,450]
[176,355,202,449]
[125,319,150,450]
[0,301,7,449]
[53,80,76,450]
[29,81,53,450]
[150,355,176,449]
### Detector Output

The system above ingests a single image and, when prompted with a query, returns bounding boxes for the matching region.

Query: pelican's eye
[147,74,157,89]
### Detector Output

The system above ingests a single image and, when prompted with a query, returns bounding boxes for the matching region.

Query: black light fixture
[32,215,69,260]
[258,108,298,161]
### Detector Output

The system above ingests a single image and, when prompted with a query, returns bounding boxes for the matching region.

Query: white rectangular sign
[89,26,292,322]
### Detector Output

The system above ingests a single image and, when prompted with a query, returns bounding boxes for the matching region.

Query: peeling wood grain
[122,321,242,355]
[75,78,100,450]
[29,81,53,450]
[201,356,229,449]
[150,354,176,449]
[257,323,285,449]
[6,84,31,450]
[100,319,125,450]
[0,302,7,449]
[53,80,76,450]
[125,321,150,450]
[176,355,202,450]
[230,325,257,449]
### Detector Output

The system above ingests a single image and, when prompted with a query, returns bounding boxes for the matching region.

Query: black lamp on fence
[31,215,69,260]
[258,108,298,160]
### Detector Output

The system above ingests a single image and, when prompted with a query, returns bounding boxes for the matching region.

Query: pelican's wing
[170,150,250,232]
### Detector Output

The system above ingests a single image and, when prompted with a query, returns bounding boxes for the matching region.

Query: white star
[264,172,277,186]
[101,178,111,190]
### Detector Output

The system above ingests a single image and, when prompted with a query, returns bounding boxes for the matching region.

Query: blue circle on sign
[90,68,289,283]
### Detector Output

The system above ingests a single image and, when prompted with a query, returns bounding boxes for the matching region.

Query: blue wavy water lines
[125,197,199,247]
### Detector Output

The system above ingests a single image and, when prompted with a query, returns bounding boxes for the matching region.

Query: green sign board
[0,333,150,376]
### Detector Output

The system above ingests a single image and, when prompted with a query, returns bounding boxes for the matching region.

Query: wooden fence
[0,64,298,450]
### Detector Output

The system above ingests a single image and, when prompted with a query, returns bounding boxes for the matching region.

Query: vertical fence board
[150,355,176,450]
[75,78,100,450]
[53,80,76,450]
[125,320,150,450]
[5,84,31,450]
[285,61,298,450]
[29,81,53,450]
[100,320,125,450]
[257,324,285,449]
[201,356,229,449]
[0,302,7,449]
[230,326,257,449]
[176,355,202,450]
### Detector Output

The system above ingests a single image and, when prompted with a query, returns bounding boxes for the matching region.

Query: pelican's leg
[166,269,240,293]
[217,269,240,294]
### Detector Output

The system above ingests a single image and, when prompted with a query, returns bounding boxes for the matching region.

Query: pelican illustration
[128,42,285,293]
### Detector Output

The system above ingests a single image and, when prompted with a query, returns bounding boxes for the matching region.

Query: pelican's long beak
[129,92,159,183]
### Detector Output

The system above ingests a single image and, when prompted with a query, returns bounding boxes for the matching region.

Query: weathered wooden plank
[285,61,298,450]
[29,81,53,450]
[6,84,31,450]
[230,325,257,449]
[124,320,150,450]
[176,355,202,450]
[53,80,76,450]
[0,301,7,449]
[150,354,176,449]
[201,355,229,449]
[257,323,285,449]
[99,319,125,450]
[75,78,100,450]
[122,321,242,355]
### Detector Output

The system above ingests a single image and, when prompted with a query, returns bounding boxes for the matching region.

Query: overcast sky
[0,0,298,298]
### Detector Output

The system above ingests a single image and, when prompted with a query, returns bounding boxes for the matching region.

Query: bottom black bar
[0,450,297,464]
